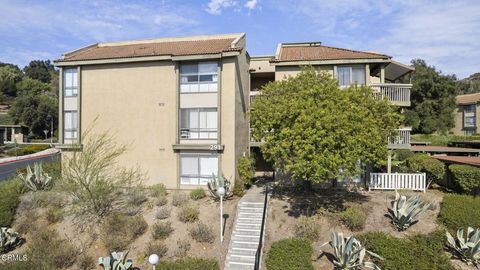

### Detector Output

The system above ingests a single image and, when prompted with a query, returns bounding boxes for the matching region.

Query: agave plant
[18,162,52,191]
[387,191,430,231]
[322,232,383,270]
[0,227,22,253]
[207,173,232,200]
[446,227,480,266]
[98,251,133,270]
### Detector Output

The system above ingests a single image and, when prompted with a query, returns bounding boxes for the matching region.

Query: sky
[0,0,479,78]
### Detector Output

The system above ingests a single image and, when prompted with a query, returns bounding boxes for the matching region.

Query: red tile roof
[57,35,244,62]
[433,156,480,167]
[273,43,390,62]
[456,93,480,105]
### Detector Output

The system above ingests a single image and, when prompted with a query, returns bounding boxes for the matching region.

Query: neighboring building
[55,35,413,188]
[452,93,480,135]
[55,33,250,188]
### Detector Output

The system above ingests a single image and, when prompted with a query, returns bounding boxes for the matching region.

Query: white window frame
[180,108,217,139]
[337,66,352,87]
[64,110,78,140]
[180,154,218,185]
[63,68,78,97]
[464,104,476,128]
[180,62,218,93]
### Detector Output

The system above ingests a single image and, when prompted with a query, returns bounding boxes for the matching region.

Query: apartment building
[452,93,480,135]
[55,34,413,188]
[55,33,250,188]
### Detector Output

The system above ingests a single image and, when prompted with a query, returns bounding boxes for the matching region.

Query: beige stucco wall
[451,103,480,135]
[79,62,178,187]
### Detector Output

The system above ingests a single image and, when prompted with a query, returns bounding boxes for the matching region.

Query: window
[180,62,218,93]
[337,66,365,87]
[64,111,77,139]
[180,108,217,139]
[180,155,218,185]
[63,68,78,97]
[463,104,476,128]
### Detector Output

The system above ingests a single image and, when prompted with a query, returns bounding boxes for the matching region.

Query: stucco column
[387,150,392,173]
[365,64,370,85]
[380,64,385,83]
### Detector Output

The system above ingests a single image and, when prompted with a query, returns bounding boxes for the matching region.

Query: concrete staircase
[224,185,268,270]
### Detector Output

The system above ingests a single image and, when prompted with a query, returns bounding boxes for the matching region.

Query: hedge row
[405,154,445,185]
[156,258,219,270]
[449,164,480,195]
[438,193,480,231]
[265,238,313,270]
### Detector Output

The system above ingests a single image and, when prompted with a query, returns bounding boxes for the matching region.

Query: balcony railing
[371,83,411,107]
[388,128,411,149]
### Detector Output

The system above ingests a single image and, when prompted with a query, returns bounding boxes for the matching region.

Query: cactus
[18,162,52,191]
[322,232,383,270]
[446,227,480,266]
[98,251,133,270]
[207,173,232,200]
[0,227,22,253]
[387,191,430,231]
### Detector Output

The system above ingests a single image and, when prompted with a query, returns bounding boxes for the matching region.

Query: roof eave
[270,58,390,66]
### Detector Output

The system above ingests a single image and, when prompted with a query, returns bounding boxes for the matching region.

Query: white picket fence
[369,173,427,192]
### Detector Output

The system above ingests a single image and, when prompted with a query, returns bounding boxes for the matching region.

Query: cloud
[206,0,238,15]
[245,0,259,10]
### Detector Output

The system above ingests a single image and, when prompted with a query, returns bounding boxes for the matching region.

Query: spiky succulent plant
[446,227,480,266]
[0,227,22,253]
[322,232,383,270]
[387,191,430,231]
[98,251,133,270]
[207,173,232,200]
[18,162,52,191]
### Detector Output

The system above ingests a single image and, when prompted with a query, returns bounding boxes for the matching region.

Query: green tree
[250,68,401,183]
[23,60,55,83]
[0,64,22,98]
[457,72,480,94]
[404,59,457,134]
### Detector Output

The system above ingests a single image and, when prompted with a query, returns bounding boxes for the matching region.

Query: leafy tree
[23,60,55,83]
[250,68,401,183]
[0,64,22,98]
[15,77,50,95]
[457,72,480,94]
[404,59,457,134]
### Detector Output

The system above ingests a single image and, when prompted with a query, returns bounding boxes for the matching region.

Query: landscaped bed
[264,186,478,270]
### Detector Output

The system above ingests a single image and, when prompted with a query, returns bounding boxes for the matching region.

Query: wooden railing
[369,173,427,192]
[371,83,411,106]
[388,128,411,149]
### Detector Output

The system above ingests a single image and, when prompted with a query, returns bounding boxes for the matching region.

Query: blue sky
[1,0,479,78]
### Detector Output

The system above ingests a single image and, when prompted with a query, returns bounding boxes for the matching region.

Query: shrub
[358,231,454,270]
[145,240,168,258]
[14,209,39,234]
[449,164,480,195]
[156,195,168,206]
[190,188,206,200]
[77,253,96,270]
[438,194,480,231]
[149,183,167,197]
[32,190,65,208]
[156,207,171,220]
[152,221,174,240]
[446,227,480,266]
[189,222,215,243]
[265,238,313,270]
[156,257,219,270]
[406,154,445,185]
[178,205,199,223]
[125,187,148,207]
[0,179,23,227]
[174,239,191,257]
[235,156,255,196]
[60,131,143,225]
[393,149,415,161]
[101,213,148,251]
[27,227,77,269]
[294,216,320,241]
[387,191,430,231]
[46,206,63,224]
[8,144,50,156]
[172,192,188,207]
[337,206,366,231]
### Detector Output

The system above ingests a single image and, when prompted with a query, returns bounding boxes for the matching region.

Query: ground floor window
[64,110,78,140]
[180,154,218,185]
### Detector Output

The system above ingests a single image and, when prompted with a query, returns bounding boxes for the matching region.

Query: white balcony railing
[369,173,426,192]
[371,83,411,106]
[388,128,411,149]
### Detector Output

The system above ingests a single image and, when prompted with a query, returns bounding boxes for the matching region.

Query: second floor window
[64,111,77,140]
[337,66,365,87]
[180,62,218,93]
[180,108,217,139]
[463,104,476,128]
[64,68,78,97]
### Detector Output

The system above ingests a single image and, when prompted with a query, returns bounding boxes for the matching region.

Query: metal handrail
[254,185,268,270]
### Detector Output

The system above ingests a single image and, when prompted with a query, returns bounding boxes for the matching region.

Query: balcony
[371,83,411,107]
[388,127,411,149]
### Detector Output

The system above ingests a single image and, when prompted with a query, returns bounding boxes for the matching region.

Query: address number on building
[209,144,222,151]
